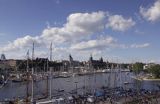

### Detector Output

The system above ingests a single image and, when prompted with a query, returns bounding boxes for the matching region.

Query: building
[88,55,106,70]
[0,59,17,70]
[69,54,81,67]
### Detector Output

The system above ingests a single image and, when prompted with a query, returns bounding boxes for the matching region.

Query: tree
[148,64,160,78]
[132,62,144,74]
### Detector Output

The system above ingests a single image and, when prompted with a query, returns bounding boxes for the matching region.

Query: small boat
[59,72,71,78]
[12,79,23,83]
[57,89,64,92]
[59,74,70,78]
[124,82,129,85]
[52,75,60,79]
[36,99,55,104]
[87,96,95,103]
[36,97,65,104]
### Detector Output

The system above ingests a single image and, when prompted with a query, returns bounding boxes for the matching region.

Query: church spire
[89,54,93,62]
[69,54,73,62]
[100,57,103,62]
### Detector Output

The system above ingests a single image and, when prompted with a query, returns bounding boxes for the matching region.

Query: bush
[132,62,144,74]
[148,64,160,78]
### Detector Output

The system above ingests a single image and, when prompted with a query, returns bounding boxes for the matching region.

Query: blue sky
[0,0,160,63]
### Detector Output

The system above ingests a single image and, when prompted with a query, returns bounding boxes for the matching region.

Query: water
[0,72,159,100]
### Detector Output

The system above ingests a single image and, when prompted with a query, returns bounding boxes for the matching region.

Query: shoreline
[132,76,160,81]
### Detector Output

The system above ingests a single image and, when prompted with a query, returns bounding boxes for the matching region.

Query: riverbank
[132,76,160,81]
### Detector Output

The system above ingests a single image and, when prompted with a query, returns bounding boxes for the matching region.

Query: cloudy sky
[0,0,160,63]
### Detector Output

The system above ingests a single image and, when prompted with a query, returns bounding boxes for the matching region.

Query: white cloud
[71,38,150,51]
[106,15,135,31]
[148,59,160,64]
[130,43,150,48]
[0,11,142,60]
[1,11,135,53]
[2,35,44,52]
[70,36,116,50]
[140,0,160,22]
[41,11,107,44]
[1,11,107,52]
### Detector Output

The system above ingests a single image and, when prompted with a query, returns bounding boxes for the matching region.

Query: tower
[89,54,93,62]
[69,54,73,62]
[89,54,93,69]
[100,57,103,62]
[1,53,6,60]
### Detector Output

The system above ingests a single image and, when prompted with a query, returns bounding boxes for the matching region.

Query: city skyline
[0,0,160,63]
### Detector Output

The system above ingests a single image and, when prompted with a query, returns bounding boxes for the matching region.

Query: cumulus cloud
[130,43,150,48]
[70,36,131,51]
[71,37,150,51]
[70,36,116,50]
[1,11,107,52]
[2,35,44,52]
[140,0,160,22]
[0,11,140,60]
[1,11,136,53]
[41,11,107,44]
[106,15,135,31]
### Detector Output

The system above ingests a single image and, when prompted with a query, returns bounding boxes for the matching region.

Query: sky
[0,0,160,63]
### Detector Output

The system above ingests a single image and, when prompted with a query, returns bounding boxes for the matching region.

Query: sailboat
[36,42,59,104]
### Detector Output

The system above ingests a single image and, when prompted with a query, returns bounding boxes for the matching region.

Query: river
[0,71,160,101]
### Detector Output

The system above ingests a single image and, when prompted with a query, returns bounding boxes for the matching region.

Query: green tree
[148,64,160,78]
[132,62,144,74]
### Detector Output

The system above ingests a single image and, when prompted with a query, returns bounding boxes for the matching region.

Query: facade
[0,59,17,70]
[69,54,81,67]
[88,55,106,70]
[69,54,83,72]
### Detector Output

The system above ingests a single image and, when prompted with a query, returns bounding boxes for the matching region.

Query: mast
[31,43,34,102]
[26,50,30,103]
[50,42,52,62]
[83,72,86,95]
[49,42,52,99]
[45,59,49,97]
[119,63,122,87]
[94,66,96,94]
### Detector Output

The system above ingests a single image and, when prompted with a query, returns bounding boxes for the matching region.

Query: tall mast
[31,42,34,102]
[50,42,52,62]
[49,42,52,99]
[119,63,122,87]
[26,50,29,104]
[46,59,49,97]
